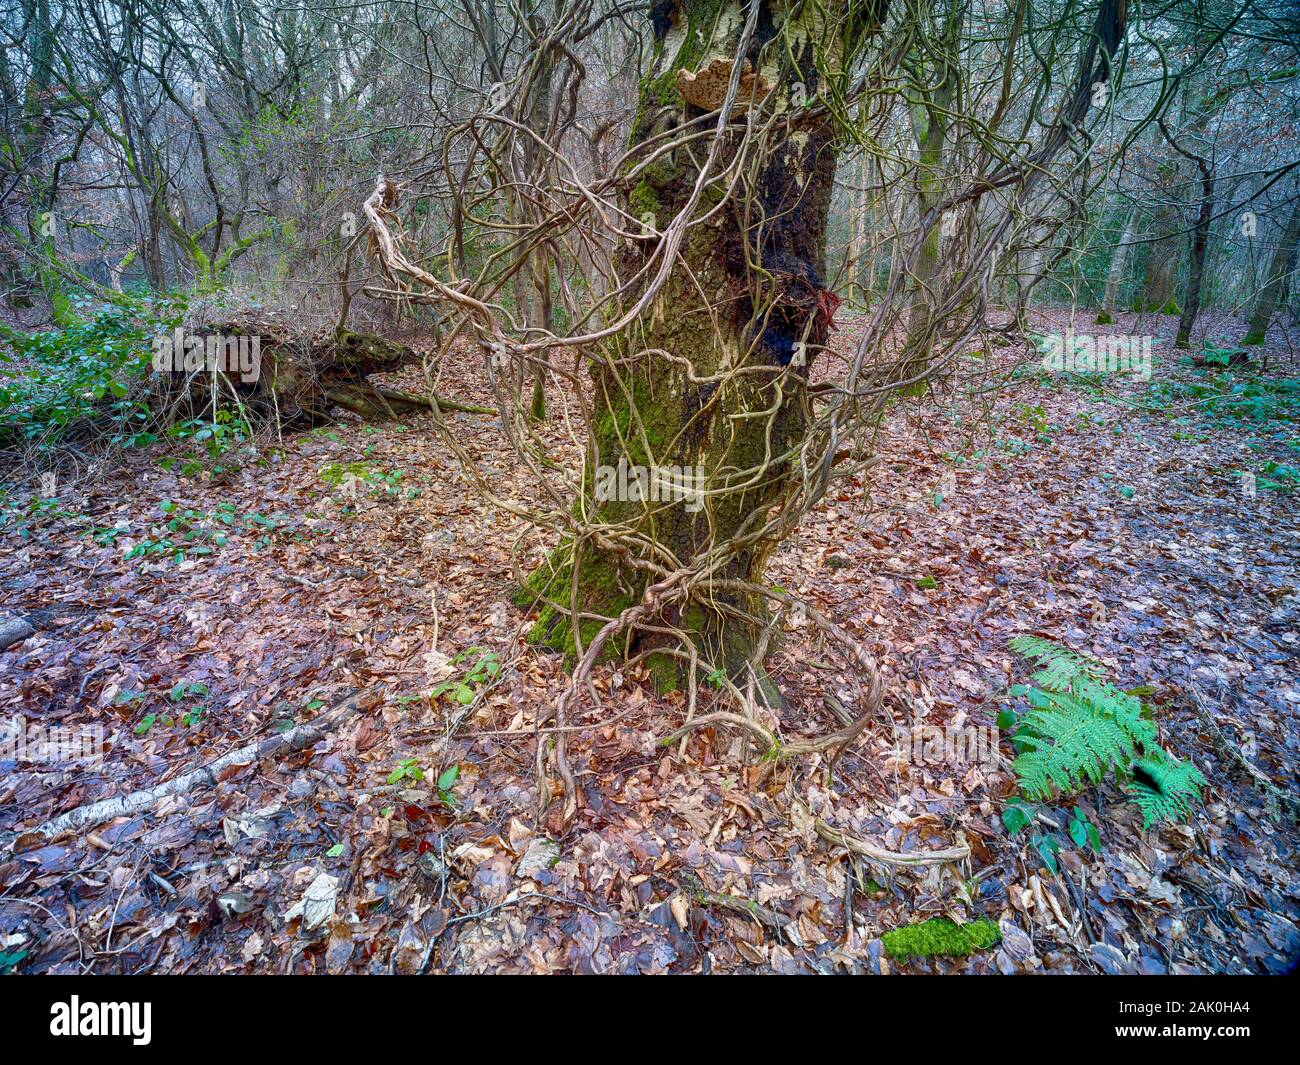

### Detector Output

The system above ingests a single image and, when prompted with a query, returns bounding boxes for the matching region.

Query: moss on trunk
[516,1,871,689]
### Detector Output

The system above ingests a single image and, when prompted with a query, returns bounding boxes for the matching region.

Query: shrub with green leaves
[1250,460,1298,493]
[432,648,502,704]
[1138,374,1299,428]
[161,410,253,478]
[1001,636,1205,831]
[0,301,180,448]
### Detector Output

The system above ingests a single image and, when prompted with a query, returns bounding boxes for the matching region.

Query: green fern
[1006,637,1203,827]
[1008,635,1102,692]
[1129,755,1207,829]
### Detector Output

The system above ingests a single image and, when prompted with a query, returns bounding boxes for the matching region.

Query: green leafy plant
[319,460,419,501]
[1129,757,1205,829]
[117,501,297,565]
[435,764,460,807]
[1137,375,1299,429]
[124,500,233,563]
[431,647,501,704]
[0,491,84,536]
[130,681,209,734]
[167,681,209,727]
[1001,636,1205,832]
[1014,401,1053,441]
[387,758,425,784]
[0,306,159,448]
[160,409,252,478]
[1253,460,1298,493]
[1197,341,1245,367]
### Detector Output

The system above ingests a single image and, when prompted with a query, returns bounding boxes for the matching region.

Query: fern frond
[1015,690,1141,799]
[1009,635,1103,691]
[1129,756,1207,829]
[1006,637,1202,829]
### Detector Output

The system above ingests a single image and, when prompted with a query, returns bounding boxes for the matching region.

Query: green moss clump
[530,375,547,421]
[1242,330,1266,346]
[513,541,634,665]
[1159,298,1181,316]
[646,651,680,693]
[629,180,660,222]
[881,917,1001,962]
[701,179,728,209]
[1095,310,1114,325]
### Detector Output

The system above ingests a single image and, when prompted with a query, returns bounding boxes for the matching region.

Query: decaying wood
[153,317,490,429]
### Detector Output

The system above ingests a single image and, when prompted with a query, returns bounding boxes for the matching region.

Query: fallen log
[14,691,368,843]
[152,316,492,429]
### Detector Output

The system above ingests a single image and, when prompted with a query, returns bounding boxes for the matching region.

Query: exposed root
[814,818,971,868]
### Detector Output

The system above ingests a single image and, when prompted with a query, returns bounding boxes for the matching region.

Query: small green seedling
[387,758,425,785]
[431,648,502,705]
[436,764,460,807]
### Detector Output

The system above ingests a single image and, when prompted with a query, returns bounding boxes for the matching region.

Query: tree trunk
[1242,200,1300,345]
[848,155,870,301]
[1174,164,1215,348]
[1141,199,1182,314]
[517,0,877,689]
[1097,205,1136,323]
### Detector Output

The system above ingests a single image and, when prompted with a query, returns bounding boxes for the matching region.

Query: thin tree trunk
[1142,200,1182,314]
[1098,205,1136,323]
[1242,200,1300,345]
[848,156,869,300]
[1175,163,1215,348]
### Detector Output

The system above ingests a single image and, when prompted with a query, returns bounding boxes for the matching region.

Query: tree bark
[1175,163,1215,348]
[1098,205,1136,323]
[1141,199,1182,314]
[518,0,881,688]
[1242,200,1300,346]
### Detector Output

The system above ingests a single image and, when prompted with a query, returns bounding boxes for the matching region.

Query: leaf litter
[0,310,1296,974]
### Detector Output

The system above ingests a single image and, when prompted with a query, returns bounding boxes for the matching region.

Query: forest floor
[1,308,1297,974]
